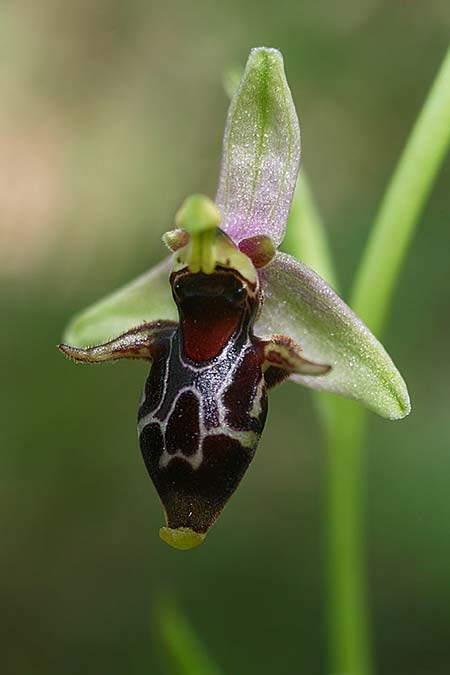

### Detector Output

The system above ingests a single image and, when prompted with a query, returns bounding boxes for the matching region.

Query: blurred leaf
[157,600,223,675]
[351,45,450,337]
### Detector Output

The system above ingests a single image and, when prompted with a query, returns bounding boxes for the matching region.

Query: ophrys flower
[59,48,410,550]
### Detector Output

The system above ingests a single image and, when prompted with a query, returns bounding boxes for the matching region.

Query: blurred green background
[1,2,449,674]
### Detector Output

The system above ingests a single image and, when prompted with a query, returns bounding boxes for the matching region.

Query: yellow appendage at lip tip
[159,526,206,550]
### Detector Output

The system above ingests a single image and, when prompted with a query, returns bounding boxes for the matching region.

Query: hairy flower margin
[64,47,410,422]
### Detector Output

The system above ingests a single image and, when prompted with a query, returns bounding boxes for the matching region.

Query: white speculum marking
[138,333,263,471]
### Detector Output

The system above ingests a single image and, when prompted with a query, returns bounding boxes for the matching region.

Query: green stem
[322,399,372,675]
[351,45,450,336]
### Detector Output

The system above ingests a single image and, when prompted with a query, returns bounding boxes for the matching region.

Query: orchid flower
[59,47,410,550]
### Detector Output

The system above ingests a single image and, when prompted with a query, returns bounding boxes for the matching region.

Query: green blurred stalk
[289,44,450,675]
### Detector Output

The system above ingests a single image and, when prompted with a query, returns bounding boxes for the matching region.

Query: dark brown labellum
[137,268,267,547]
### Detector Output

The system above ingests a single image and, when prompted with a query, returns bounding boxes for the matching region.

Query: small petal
[238,235,276,268]
[162,228,189,252]
[216,47,300,248]
[59,320,177,363]
[63,257,177,347]
[256,253,410,419]
[262,336,330,376]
